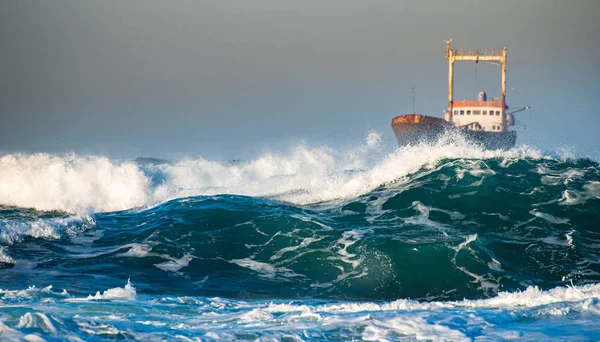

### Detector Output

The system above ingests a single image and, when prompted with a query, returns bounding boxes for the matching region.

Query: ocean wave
[0,153,150,213]
[2,281,600,341]
[0,135,599,301]
[0,215,93,247]
[1,184,598,301]
[0,133,550,214]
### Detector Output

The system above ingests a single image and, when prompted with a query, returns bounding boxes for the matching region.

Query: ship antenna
[412,86,415,113]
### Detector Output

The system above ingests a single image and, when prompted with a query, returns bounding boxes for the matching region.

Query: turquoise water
[1,137,599,340]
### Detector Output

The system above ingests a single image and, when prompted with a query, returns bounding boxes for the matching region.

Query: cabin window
[473,110,481,115]
[483,110,487,115]
[460,110,464,115]
[467,110,471,115]
[496,111,500,116]
[454,110,458,115]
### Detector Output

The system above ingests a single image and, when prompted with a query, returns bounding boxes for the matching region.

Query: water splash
[0,133,547,214]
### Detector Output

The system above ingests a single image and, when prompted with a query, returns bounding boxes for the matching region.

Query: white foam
[0,215,91,246]
[117,243,196,274]
[530,210,570,225]
[0,153,150,213]
[23,334,47,342]
[154,254,193,272]
[332,229,366,271]
[0,285,69,300]
[261,283,600,316]
[404,202,451,235]
[16,313,58,334]
[219,139,536,207]
[560,181,600,206]
[4,281,600,341]
[0,134,547,213]
[0,215,94,262]
[117,243,153,258]
[0,323,46,342]
[83,280,137,301]
[0,321,23,340]
[449,234,501,294]
[74,320,123,336]
[0,246,14,264]
[270,237,323,261]
[540,168,585,186]
[230,258,301,279]
[585,181,600,199]
[239,308,274,322]
[363,316,469,341]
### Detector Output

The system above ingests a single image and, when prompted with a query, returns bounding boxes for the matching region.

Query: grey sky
[1,0,599,159]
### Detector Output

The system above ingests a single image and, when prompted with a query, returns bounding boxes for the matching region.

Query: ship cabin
[445,90,514,133]
[443,40,515,134]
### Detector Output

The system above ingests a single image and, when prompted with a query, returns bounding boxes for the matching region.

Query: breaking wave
[0,133,548,213]
[1,280,600,341]
[1,133,600,340]
[1,133,598,302]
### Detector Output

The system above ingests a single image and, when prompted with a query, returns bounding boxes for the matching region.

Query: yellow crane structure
[444,39,507,121]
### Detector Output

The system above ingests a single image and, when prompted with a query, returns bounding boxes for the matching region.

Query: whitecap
[17,313,59,334]
[64,280,137,302]
[0,134,548,213]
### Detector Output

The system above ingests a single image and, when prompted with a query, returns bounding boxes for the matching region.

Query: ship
[391,39,529,150]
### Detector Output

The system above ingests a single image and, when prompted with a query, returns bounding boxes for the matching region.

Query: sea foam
[0,153,149,213]
[0,133,548,214]
[3,281,600,341]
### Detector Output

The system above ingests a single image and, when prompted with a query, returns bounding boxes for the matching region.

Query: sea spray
[1,133,546,214]
[1,136,599,340]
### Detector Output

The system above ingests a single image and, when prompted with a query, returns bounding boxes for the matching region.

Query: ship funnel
[478,90,487,101]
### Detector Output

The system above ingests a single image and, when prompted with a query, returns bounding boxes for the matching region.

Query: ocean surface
[1,134,600,341]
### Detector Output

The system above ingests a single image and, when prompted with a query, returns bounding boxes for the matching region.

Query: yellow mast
[444,39,507,121]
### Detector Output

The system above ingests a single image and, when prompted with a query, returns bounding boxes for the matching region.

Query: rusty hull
[391,114,451,146]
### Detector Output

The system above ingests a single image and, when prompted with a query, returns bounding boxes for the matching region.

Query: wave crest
[0,135,550,213]
[0,153,150,213]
